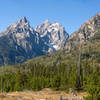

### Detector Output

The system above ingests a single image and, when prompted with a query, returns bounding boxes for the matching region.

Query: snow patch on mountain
[36,19,69,51]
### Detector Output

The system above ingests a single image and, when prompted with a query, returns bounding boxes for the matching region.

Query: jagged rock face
[36,19,69,51]
[0,17,68,66]
[0,17,49,66]
[70,13,100,42]
[64,13,100,50]
[1,13,100,66]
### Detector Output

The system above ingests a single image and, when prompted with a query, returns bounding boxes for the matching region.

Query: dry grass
[0,89,87,100]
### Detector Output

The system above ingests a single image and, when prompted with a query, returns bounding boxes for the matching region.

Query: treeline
[0,60,100,100]
[0,63,78,91]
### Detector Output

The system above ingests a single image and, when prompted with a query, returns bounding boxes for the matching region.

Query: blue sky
[0,0,100,34]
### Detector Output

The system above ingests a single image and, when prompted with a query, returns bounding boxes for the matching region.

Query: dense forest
[0,31,100,100]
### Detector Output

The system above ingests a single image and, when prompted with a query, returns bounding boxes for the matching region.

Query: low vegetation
[0,32,100,100]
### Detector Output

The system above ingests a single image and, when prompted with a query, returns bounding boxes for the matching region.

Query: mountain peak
[0,17,31,37]
[36,19,51,33]
[54,21,60,24]
[14,17,30,28]
[53,21,62,27]
[87,13,100,24]
[36,19,69,51]
[95,13,100,17]
[19,17,28,24]
[44,19,51,24]
[68,13,100,46]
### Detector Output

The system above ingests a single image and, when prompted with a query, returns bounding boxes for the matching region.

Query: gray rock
[0,17,49,66]
[64,13,100,50]
[0,17,69,66]
[36,19,69,51]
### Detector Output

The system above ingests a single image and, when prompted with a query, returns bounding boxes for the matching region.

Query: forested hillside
[0,30,100,100]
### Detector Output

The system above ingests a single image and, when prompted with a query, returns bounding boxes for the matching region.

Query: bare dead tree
[78,40,82,89]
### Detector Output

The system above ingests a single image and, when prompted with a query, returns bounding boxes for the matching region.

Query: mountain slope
[36,19,69,51]
[0,17,49,66]
[64,13,100,50]
[21,13,100,67]
[21,29,100,71]
[1,14,100,95]
[1,13,100,66]
[0,17,68,66]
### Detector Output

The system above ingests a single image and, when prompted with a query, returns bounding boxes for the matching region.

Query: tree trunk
[78,43,82,88]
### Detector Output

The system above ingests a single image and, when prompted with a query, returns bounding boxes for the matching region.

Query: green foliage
[84,71,100,100]
[0,63,79,92]
[83,95,93,100]
[1,30,100,99]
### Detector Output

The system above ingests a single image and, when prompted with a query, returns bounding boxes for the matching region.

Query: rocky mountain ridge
[0,17,68,65]
[64,13,100,50]
[0,13,100,66]
[36,19,69,51]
